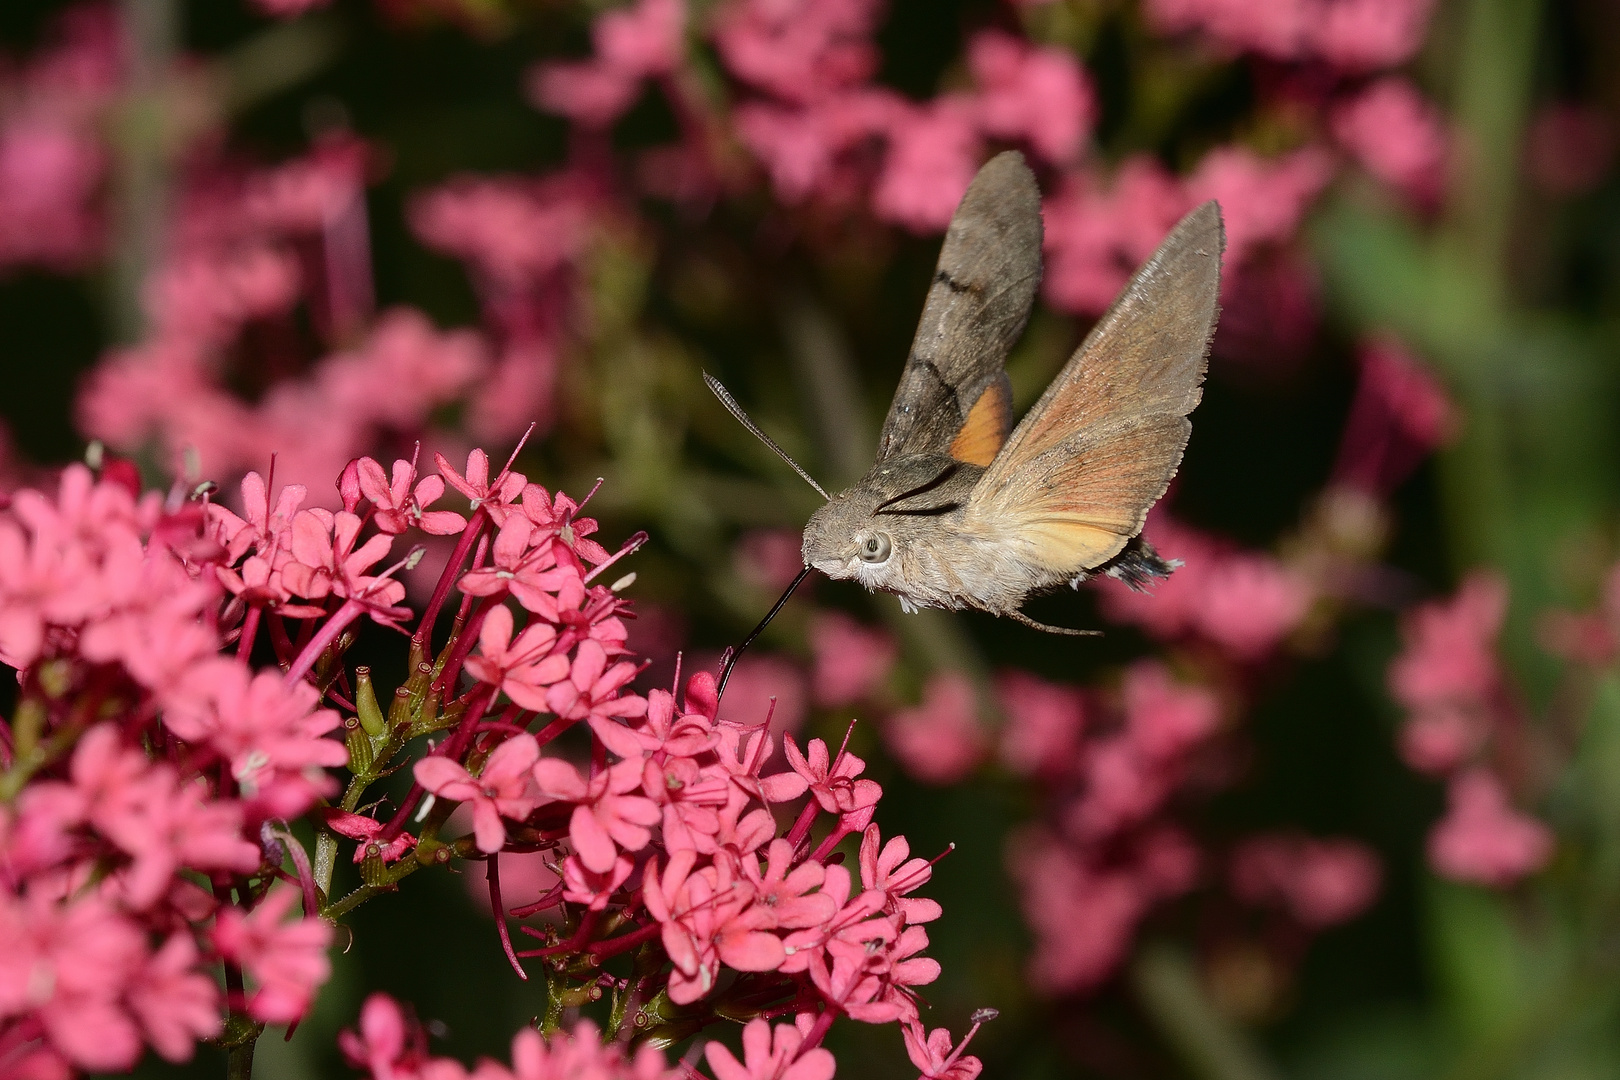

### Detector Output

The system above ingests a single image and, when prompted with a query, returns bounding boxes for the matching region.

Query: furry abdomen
[881,522,1074,615]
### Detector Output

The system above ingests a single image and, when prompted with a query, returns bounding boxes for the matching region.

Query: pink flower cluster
[1146,0,1436,71]
[1229,833,1381,927]
[0,463,337,1076]
[1388,574,1553,885]
[74,133,517,494]
[1002,664,1217,992]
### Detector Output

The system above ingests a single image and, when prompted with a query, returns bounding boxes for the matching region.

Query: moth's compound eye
[858,532,892,564]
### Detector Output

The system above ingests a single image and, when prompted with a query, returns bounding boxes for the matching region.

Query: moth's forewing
[967,201,1224,576]
[874,151,1042,466]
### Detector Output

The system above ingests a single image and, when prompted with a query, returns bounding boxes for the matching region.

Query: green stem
[1129,941,1282,1080]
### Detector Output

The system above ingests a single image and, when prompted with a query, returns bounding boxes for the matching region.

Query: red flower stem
[417,507,489,653]
[432,595,495,696]
[583,920,662,963]
[516,909,601,958]
[237,604,262,665]
[376,685,495,844]
[784,800,821,851]
[508,882,566,918]
[268,613,295,666]
[533,714,579,749]
[808,821,858,864]
[488,855,529,980]
[283,598,367,686]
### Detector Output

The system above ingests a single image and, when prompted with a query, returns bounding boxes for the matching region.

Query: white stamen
[415,793,437,822]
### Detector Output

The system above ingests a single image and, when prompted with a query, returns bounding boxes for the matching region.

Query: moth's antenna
[703,372,830,500]
[717,565,813,699]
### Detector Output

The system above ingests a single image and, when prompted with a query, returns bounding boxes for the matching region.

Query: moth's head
[802,489,912,591]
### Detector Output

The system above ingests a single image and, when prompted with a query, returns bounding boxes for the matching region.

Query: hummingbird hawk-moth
[709,149,1223,660]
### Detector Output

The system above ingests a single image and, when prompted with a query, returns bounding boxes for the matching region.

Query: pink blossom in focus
[414,734,542,854]
[1333,79,1449,203]
[809,611,897,706]
[1193,553,1312,659]
[967,31,1093,165]
[996,670,1085,774]
[1428,770,1552,886]
[1230,833,1382,927]
[884,672,988,785]
[705,1016,834,1080]
[212,887,333,1023]
[532,757,661,873]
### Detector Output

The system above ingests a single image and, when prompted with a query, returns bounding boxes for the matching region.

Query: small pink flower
[883,672,987,785]
[414,734,542,853]
[435,448,526,525]
[860,824,942,925]
[903,1015,991,1080]
[543,639,647,725]
[742,838,837,930]
[1122,662,1220,760]
[212,887,333,1023]
[356,456,468,536]
[531,757,660,873]
[873,98,982,233]
[462,605,570,711]
[783,734,881,815]
[1389,574,1507,710]
[705,1017,833,1080]
[1428,770,1552,887]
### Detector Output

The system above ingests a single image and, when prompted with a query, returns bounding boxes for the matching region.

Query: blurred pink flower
[1230,833,1382,927]
[529,0,684,127]
[873,98,983,233]
[735,528,807,591]
[1332,336,1456,495]
[1313,0,1436,71]
[212,887,333,1023]
[1146,0,1310,60]
[1333,78,1449,203]
[1398,703,1486,775]
[251,0,334,16]
[127,934,222,1063]
[808,611,897,706]
[715,0,883,103]
[1042,157,1190,315]
[410,173,595,287]
[1388,573,1506,711]
[1187,146,1335,267]
[1193,553,1312,659]
[1122,661,1221,760]
[716,653,809,734]
[884,671,988,785]
[1428,770,1552,886]
[1526,103,1617,197]
[1007,830,1147,993]
[995,670,1085,775]
[967,31,1093,165]
[0,121,105,271]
